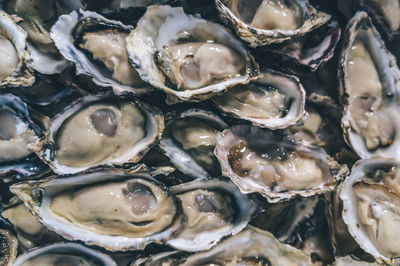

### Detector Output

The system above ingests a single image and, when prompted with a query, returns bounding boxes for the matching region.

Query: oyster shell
[31,94,163,174]
[2,203,61,250]
[212,69,306,130]
[3,0,84,75]
[214,125,348,202]
[339,12,400,160]
[0,217,18,266]
[13,242,116,266]
[340,157,400,263]
[126,5,259,103]
[167,178,256,251]
[215,0,331,46]
[0,94,47,179]
[159,109,228,179]
[0,10,34,88]
[51,9,149,95]
[11,167,183,251]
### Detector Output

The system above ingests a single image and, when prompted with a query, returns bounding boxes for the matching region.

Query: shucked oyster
[133,226,311,265]
[215,0,330,46]
[51,9,148,95]
[126,5,258,103]
[339,12,400,160]
[31,94,163,174]
[167,178,256,251]
[212,69,306,130]
[340,158,400,263]
[0,10,34,88]
[0,94,46,178]
[13,242,116,266]
[11,167,183,251]
[159,109,228,179]
[215,125,347,202]
[3,0,84,74]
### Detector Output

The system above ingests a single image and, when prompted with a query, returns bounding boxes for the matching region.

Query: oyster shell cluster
[0,0,400,265]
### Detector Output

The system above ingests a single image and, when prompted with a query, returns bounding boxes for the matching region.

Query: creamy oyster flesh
[55,103,145,167]
[228,141,328,191]
[370,0,400,31]
[171,118,218,150]
[2,204,43,237]
[289,109,323,144]
[224,0,302,30]
[170,117,221,173]
[20,254,99,266]
[79,29,146,86]
[0,35,19,80]
[353,182,400,258]
[213,84,290,119]
[50,179,176,237]
[346,28,394,151]
[176,189,234,238]
[0,107,38,162]
[164,42,245,90]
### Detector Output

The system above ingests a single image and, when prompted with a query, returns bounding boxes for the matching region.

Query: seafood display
[0,0,399,265]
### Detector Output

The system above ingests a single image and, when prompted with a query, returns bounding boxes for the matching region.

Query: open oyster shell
[31,94,163,174]
[339,11,400,160]
[0,94,47,179]
[159,109,228,179]
[212,69,306,130]
[13,242,116,266]
[51,9,149,95]
[126,5,259,103]
[215,125,348,202]
[11,167,184,251]
[340,157,400,263]
[215,0,331,47]
[0,10,34,88]
[167,178,256,251]
[3,0,84,75]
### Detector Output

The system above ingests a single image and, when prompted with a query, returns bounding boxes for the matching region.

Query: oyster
[215,0,331,46]
[31,94,163,174]
[0,10,34,88]
[11,167,183,251]
[3,0,84,75]
[2,203,61,250]
[159,109,228,179]
[51,9,149,95]
[0,217,18,266]
[333,256,381,266]
[0,94,46,178]
[212,69,306,130]
[126,5,258,103]
[167,178,256,251]
[340,158,400,263]
[339,12,400,160]
[13,242,116,266]
[215,125,348,202]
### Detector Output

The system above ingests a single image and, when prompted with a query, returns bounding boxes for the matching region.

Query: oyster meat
[215,125,347,202]
[167,178,255,251]
[340,158,400,263]
[340,12,400,160]
[212,69,306,129]
[32,94,163,174]
[216,0,331,46]
[51,9,148,95]
[159,109,228,179]
[11,168,183,251]
[126,5,258,103]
